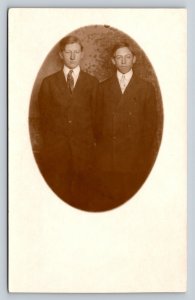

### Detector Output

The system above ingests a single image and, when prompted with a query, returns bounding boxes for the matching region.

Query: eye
[126,55,132,59]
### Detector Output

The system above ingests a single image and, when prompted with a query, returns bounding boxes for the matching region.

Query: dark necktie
[67,70,74,93]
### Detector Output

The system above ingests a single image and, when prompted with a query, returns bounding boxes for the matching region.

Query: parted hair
[112,41,135,57]
[59,35,83,51]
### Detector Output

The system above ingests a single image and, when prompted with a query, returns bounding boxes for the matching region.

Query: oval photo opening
[29,25,163,212]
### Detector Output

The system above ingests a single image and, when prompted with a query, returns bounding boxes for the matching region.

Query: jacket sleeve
[94,83,104,142]
[38,78,53,148]
[89,78,99,143]
[137,82,158,174]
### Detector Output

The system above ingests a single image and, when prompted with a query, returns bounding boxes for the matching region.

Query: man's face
[112,47,136,74]
[59,42,83,69]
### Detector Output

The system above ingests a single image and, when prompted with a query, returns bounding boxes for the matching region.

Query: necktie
[120,74,126,93]
[67,70,74,93]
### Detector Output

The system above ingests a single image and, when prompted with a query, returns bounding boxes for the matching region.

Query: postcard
[8,8,187,292]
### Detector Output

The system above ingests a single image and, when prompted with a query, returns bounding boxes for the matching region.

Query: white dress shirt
[63,65,80,87]
[117,69,133,93]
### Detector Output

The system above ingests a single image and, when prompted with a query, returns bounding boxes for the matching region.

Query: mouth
[120,65,128,67]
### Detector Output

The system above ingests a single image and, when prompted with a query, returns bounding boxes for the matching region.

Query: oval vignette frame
[29,25,163,212]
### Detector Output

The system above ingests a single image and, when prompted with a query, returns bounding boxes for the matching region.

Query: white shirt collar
[117,69,133,82]
[63,65,80,84]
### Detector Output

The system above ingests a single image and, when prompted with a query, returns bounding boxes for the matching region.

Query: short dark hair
[59,35,83,52]
[112,41,135,57]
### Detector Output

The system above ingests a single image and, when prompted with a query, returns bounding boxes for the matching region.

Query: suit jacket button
[68,120,72,124]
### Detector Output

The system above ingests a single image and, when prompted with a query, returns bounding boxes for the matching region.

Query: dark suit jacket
[38,69,98,174]
[95,73,158,175]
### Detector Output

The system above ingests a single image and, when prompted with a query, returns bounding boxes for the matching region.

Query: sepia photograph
[29,25,163,212]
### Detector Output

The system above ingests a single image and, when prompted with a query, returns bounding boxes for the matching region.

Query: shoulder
[132,75,154,90]
[41,70,63,85]
[99,75,116,88]
[80,71,98,85]
[132,77,157,106]
[38,71,64,98]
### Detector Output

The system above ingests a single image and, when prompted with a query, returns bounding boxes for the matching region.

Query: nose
[70,52,75,60]
[121,56,126,64]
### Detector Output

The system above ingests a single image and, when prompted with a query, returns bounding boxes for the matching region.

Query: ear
[59,51,63,59]
[133,55,136,64]
[111,57,116,66]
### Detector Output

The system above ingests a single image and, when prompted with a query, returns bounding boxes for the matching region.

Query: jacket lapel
[54,70,72,106]
[117,74,139,108]
[73,70,85,95]
[110,75,123,110]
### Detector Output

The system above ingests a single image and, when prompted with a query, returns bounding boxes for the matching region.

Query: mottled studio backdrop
[29,25,163,155]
